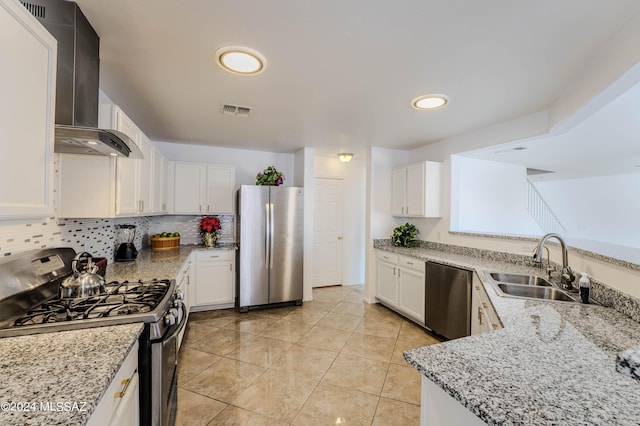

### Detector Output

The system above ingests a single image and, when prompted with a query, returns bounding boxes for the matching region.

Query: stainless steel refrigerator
[237,185,304,311]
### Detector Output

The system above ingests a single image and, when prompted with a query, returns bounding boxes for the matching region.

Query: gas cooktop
[0,248,179,339]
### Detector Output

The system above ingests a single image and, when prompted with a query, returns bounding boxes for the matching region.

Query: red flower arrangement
[200,216,221,234]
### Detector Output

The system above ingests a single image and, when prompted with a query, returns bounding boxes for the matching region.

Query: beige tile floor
[177,285,441,425]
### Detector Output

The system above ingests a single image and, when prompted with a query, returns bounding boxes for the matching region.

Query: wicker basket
[150,236,180,251]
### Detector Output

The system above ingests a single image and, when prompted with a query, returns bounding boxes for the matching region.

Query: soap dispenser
[579,272,590,304]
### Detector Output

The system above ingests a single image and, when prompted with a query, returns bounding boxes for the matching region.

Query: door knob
[337,236,343,240]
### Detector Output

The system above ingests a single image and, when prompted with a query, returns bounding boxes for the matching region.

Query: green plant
[391,223,419,247]
[256,166,284,186]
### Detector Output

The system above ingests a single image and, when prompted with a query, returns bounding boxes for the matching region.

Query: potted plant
[256,166,284,186]
[200,216,221,247]
[392,223,419,247]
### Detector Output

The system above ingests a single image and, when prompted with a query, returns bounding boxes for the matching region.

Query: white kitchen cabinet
[392,161,441,218]
[376,251,399,306]
[152,149,168,214]
[87,341,139,426]
[99,104,141,216]
[421,376,485,426]
[206,165,234,214]
[0,0,56,219]
[192,250,235,310]
[470,274,501,335]
[376,250,426,324]
[58,105,160,218]
[397,256,426,324]
[175,256,192,350]
[169,162,235,215]
[137,134,153,215]
[171,162,206,214]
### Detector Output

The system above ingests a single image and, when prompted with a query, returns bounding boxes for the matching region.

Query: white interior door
[312,178,344,287]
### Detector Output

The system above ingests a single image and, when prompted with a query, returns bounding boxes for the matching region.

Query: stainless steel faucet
[532,233,575,291]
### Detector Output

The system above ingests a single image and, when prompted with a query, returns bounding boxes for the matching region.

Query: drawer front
[376,250,398,264]
[195,250,234,262]
[398,255,425,273]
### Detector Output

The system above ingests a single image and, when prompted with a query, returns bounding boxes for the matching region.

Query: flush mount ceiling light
[215,46,266,75]
[338,153,354,163]
[412,94,449,110]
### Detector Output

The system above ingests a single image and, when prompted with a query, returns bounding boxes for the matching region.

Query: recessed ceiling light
[338,153,353,163]
[215,46,266,75]
[412,94,448,110]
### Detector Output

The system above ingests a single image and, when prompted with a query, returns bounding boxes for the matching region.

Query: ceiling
[74,0,640,157]
[462,79,640,180]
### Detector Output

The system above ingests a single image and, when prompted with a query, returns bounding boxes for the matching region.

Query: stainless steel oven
[0,248,184,426]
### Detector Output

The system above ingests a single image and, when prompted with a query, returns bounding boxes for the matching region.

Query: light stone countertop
[377,245,640,425]
[0,323,143,426]
[105,243,236,282]
[0,243,232,425]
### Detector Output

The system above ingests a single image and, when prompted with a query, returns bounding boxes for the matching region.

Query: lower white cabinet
[471,273,501,335]
[397,257,426,324]
[175,256,192,350]
[192,251,235,311]
[87,341,139,426]
[376,250,426,324]
[376,252,398,306]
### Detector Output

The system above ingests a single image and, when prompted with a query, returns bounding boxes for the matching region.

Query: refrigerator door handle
[269,202,275,269]
[265,202,270,269]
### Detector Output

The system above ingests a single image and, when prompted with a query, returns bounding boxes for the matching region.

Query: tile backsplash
[0,214,234,263]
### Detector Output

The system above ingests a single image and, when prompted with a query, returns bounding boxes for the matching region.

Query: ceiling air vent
[20,1,45,18]
[221,104,251,118]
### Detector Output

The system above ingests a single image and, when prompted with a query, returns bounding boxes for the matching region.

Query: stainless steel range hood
[21,0,143,159]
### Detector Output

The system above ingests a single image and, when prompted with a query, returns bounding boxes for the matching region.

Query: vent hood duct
[21,0,142,158]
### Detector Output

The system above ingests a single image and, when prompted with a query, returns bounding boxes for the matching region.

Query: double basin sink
[486,272,577,303]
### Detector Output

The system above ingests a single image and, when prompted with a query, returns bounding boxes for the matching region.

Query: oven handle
[160,307,187,343]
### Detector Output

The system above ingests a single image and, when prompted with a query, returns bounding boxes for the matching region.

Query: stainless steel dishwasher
[424,261,471,340]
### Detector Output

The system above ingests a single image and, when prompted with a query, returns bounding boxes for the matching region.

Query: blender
[115,224,138,262]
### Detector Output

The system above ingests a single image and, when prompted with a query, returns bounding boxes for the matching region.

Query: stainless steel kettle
[60,252,106,299]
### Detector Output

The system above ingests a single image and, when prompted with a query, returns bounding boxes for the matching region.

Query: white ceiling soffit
[74,0,640,156]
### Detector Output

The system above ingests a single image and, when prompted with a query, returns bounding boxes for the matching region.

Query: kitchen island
[0,323,143,426]
[375,243,640,424]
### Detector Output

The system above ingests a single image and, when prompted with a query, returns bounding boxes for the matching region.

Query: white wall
[451,156,542,236]
[535,174,640,248]
[407,136,640,299]
[154,141,295,188]
[314,155,366,285]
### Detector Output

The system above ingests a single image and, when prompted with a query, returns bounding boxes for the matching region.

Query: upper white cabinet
[0,0,56,219]
[58,104,163,218]
[99,104,141,216]
[392,161,441,218]
[169,162,235,215]
[152,148,168,214]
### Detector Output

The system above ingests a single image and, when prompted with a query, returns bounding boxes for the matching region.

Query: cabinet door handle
[406,261,413,265]
[115,378,132,399]
[199,205,202,213]
[207,205,210,212]
[393,267,396,276]
[210,255,220,258]
[229,264,232,272]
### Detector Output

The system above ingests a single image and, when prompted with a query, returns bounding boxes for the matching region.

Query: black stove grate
[13,279,171,326]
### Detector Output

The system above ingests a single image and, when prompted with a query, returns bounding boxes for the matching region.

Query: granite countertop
[0,323,143,426]
[375,245,640,424]
[0,243,233,425]
[106,243,236,282]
